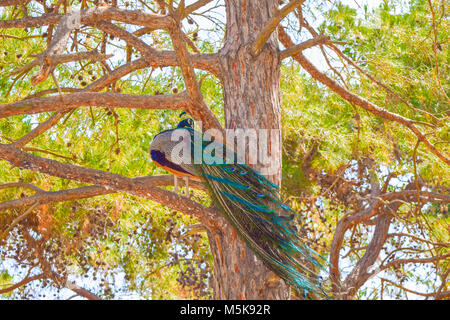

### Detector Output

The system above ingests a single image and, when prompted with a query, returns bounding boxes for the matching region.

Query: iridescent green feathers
[195,161,327,298]
[151,117,328,298]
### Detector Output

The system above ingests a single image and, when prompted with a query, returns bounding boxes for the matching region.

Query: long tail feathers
[194,161,329,298]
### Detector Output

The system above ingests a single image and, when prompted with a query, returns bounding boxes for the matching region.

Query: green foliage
[280,0,448,299]
[0,0,448,299]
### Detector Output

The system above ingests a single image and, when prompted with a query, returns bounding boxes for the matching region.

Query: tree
[0,0,448,300]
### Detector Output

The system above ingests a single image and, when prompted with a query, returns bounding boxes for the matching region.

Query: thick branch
[338,182,418,299]
[0,91,192,118]
[0,7,172,30]
[0,182,44,193]
[388,233,449,248]
[85,58,149,91]
[4,8,168,85]
[0,274,45,294]
[0,13,61,29]
[0,175,206,211]
[63,281,101,300]
[11,111,70,148]
[31,11,84,85]
[300,18,440,123]
[0,0,26,6]
[0,144,222,229]
[340,214,393,299]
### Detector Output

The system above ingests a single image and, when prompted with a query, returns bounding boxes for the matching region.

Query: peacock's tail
[150,117,329,298]
[192,151,328,298]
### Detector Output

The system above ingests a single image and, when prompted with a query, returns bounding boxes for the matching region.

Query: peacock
[149,115,328,298]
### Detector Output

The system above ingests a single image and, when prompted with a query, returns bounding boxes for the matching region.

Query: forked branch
[252,0,306,56]
[0,175,206,212]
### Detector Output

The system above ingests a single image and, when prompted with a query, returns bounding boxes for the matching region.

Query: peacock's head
[149,112,193,153]
[176,112,194,129]
[177,118,194,129]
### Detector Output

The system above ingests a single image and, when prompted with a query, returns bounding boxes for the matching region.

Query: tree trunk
[207,0,289,300]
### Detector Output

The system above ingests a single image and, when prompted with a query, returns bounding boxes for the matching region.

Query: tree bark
[207,0,290,300]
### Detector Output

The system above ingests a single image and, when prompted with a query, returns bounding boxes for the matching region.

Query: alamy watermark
[168,121,281,176]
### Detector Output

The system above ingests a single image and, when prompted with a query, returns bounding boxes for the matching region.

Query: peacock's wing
[149,127,199,179]
[190,133,327,297]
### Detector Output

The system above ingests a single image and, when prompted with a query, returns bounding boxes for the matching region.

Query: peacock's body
[149,117,327,298]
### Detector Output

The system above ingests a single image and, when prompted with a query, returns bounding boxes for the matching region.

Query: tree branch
[381,277,447,299]
[340,213,393,299]
[0,182,44,193]
[63,281,101,300]
[9,50,112,78]
[379,190,450,203]
[280,34,329,59]
[93,20,220,76]
[0,13,61,29]
[11,111,70,148]
[0,0,26,6]
[278,26,450,166]
[183,0,214,18]
[387,233,449,248]
[0,274,45,294]
[11,57,149,148]
[252,0,306,56]
[0,144,222,230]
[0,202,39,241]
[379,252,450,273]
[31,10,85,85]
[337,180,427,299]
[0,7,172,30]
[168,13,223,132]
[300,18,441,123]
[2,8,171,85]
[0,175,206,212]
[0,91,192,118]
